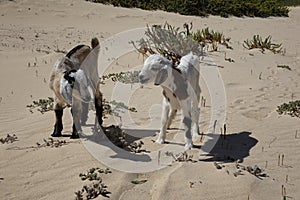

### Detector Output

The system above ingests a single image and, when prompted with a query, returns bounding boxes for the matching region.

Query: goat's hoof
[184,142,193,150]
[156,138,165,144]
[51,133,62,137]
[70,134,80,139]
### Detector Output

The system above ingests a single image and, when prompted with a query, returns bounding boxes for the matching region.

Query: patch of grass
[279,0,300,6]
[243,35,284,54]
[101,70,140,84]
[6,138,78,151]
[79,168,111,181]
[87,0,289,18]
[101,125,146,153]
[75,180,111,199]
[102,99,137,119]
[26,97,54,114]
[0,134,18,144]
[192,27,232,51]
[277,100,300,118]
[76,168,111,199]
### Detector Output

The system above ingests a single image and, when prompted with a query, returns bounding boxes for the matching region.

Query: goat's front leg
[51,103,64,137]
[181,99,193,150]
[70,99,82,139]
[166,108,177,129]
[156,97,170,144]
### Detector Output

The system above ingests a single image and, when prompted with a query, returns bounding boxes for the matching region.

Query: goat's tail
[91,37,99,49]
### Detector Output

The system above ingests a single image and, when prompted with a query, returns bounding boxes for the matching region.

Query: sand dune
[0,0,300,199]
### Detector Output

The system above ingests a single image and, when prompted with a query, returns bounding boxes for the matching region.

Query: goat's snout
[138,73,144,80]
[138,73,150,84]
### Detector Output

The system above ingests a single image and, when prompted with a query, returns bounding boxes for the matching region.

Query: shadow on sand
[80,124,257,164]
[199,131,258,163]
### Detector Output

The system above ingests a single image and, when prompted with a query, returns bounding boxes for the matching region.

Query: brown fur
[162,90,170,102]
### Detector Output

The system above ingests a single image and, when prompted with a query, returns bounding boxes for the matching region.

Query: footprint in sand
[233,99,244,104]
[242,107,272,120]
[255,93,265,99]
[239,106,247,111]
[258,87,269,92]
[30,170,38,177]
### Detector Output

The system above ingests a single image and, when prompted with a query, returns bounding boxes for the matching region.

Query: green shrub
[131,22,231,65]
[87,0,290,18]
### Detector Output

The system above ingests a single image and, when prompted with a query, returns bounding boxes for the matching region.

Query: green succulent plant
[243,35,284,54]
[277,100,300,118]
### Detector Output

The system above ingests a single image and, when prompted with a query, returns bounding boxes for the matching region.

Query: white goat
[139,53,200,149]
[49,38,103,138]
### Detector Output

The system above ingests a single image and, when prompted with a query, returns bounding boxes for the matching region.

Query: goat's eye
[151,66,160,71]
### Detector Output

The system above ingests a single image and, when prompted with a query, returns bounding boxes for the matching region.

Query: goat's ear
[63,57,75,69]
[154,68,168,85]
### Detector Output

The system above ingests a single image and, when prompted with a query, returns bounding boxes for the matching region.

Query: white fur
[139,53,201,150]
[60,69,91,105]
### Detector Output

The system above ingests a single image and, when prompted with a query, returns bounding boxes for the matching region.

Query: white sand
[0,0,300,199]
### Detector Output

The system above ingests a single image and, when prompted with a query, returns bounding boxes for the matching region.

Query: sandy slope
[0,0,300,199]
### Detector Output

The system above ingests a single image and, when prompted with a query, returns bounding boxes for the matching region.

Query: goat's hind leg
[191,84,201,137]
[51,104,64,137]
[70,100,82,139]
[181,99,193,150]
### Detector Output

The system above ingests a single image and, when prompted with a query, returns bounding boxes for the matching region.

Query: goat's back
[177,53,200,79]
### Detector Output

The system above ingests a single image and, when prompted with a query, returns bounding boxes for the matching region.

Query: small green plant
[76,167,111,199]
[102,99,137,119]
[36,138,70,148]
[128,141,144,153]
[243,35,284,54]
[277,100,300,118]
[0,134,18,144]
[131,179,147,184]
[79,168,111,181]
[75,180,111,199]
[192,27,232,51]
[26,97,54,114]
[101,70,140,84]
[277,65,291,71]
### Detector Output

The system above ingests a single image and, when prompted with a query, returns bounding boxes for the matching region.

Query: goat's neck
[160,67,181,92]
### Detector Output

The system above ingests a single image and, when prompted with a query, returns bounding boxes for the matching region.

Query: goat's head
[61,69,91,104]
[139,54,171,86]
